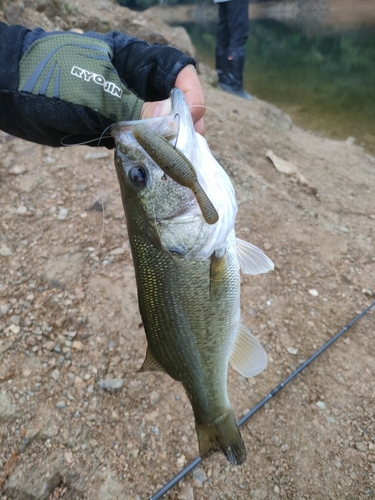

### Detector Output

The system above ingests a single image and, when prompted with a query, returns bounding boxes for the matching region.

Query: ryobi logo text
[71,66,123,98]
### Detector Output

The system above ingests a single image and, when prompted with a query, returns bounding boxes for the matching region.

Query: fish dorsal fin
[230,324,267,378]
[236,238,274,275]
[139,347,165,373]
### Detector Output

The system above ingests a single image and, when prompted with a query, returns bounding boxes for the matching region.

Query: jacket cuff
[108,31,196,101]
[0,22,28,91]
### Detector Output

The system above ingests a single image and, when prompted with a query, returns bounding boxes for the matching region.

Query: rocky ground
[1,1,375,499]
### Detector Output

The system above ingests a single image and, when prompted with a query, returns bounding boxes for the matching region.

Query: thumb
[140,98,172,120]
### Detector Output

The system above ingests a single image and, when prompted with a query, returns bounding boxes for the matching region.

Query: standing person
[0,23,206,147]
[214,0,252,100]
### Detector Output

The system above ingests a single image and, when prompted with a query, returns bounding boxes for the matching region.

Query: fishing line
[59,134,113,147]
[60,123,114,147]
[149,300,375,500]
[59,125,116,250]
[188,104,222,120]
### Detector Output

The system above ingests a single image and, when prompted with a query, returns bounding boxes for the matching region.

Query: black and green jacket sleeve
[0,22,196,148]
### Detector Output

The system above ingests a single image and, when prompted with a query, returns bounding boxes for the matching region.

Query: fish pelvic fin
[236,238,274,275]
[209,245,227,296]
[139,347,165,373]
[196,410,246,465]
[230,324,267,378]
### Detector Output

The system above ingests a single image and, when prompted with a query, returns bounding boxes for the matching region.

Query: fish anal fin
[230,324,267,378]
[236,238,274,275]
[139,347,165,373]
[196,409,246,465]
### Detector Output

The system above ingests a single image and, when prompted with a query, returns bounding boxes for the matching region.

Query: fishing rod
[149,300,375,500]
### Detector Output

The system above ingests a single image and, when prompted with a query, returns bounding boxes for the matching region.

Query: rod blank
[150,301,375,500]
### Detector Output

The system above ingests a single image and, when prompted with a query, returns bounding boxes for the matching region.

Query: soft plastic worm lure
[132,124,219,225]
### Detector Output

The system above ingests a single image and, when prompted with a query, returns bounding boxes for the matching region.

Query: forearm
[0,24,140,146]
[19,28,196,102]
[0,23,196,147]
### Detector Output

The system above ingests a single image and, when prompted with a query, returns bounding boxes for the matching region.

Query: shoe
[218,82,253,100]
[216,49,253,100]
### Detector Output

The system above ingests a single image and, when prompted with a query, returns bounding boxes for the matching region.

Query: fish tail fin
[196,410,246,465]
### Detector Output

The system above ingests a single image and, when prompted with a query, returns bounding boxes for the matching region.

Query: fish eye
[129,166,148,188]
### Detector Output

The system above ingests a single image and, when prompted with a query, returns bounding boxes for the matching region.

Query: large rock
[0,392,20,423]
[4,451,70,500]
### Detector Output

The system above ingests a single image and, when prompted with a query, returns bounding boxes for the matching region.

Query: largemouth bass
[111,89,274,465]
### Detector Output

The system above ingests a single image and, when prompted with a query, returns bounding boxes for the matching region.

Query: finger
[194,117,205,136]
[175,64,206,132]
[140,65,205,134]
[141,97,205,136]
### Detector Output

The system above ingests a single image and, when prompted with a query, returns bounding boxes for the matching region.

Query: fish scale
[111,88,273,465]
[134,229,239,426]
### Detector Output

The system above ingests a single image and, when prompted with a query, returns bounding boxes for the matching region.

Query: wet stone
[9,324,21,334]
[97,378,123,392]
[9,164,26,175]
[72,340,84,350]
[57,207,69,220]
[150,390,160,405]
[0,391,20,422]
[355,442,367,452]
[87,200,105,212]
[193,467,207,486]
[287,346,298,355]
[316,401,326,410]
[16,205,28,215]
[0,246,12,256]
[51,369,61,381]
[10,315,20,325]
[0,304,10,315]
[176,455,186,468]
[44,341,56,351]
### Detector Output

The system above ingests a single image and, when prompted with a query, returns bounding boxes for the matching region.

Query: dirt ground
[0,1,375,499]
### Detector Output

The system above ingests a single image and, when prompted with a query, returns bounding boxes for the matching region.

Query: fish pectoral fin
[236,238,274,275]
[139,347,165,373]
[230,324,267,378]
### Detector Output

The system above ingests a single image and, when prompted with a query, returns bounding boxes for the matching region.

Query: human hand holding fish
[140,64,206,136]
[112,89,274,465]
[0,26,203,147]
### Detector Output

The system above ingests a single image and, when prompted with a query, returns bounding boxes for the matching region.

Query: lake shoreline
[150,0,375,34]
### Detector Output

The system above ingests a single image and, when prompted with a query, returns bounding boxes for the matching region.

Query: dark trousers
[216,0,249,90]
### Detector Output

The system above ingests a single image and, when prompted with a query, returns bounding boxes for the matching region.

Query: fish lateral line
[132,124,219,225]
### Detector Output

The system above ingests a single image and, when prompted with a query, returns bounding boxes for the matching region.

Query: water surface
[181,18,375,154]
